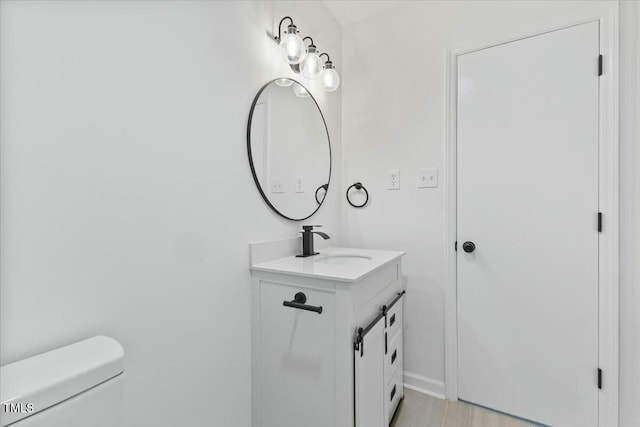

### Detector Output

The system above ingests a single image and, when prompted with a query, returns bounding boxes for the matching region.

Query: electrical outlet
[294,176,305,193]
[417,168,438,188]
[388,170,400,190]
[271,178,284,194]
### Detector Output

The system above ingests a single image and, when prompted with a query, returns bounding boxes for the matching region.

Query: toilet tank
[0,336,125,427]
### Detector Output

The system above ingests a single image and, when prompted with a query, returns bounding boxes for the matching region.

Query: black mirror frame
[246,78,332,221]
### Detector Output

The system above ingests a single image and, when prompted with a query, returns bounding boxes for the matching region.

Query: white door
[457,22,600,427]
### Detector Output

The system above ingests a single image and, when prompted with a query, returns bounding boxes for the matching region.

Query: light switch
[417,168,438,188]
[388,170,400,190]
[295,176,305,193]
[271,178,284,193]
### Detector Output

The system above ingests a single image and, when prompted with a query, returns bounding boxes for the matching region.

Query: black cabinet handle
[283,292,323,314]
[390,313,396,327]
[391,349,397,364]
[390,385,397,401]
[384,332,388,354]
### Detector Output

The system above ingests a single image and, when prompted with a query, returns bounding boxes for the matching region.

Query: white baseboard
[403,371,446,400]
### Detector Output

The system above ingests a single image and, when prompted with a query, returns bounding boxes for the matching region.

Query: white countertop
[250,247,405,283]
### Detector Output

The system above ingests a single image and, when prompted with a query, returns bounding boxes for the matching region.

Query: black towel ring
[315,184,328,205]
[346,182,369,208]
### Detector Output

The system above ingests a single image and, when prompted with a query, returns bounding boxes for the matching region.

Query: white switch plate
[417,168,438,188]
[388,170,400,190]
[271,178,284,193]
[294,176,305,193]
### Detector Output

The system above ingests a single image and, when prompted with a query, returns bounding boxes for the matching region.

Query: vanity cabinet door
[259,283,335,427]
[354,317,385,427]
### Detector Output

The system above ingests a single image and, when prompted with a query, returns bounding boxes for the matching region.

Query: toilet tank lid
[0,336,124,427]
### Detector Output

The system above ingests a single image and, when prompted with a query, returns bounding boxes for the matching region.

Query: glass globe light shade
[293,84,310,98]
[321,63,340,92]
[300,46,323,79]
[279,26,305,65]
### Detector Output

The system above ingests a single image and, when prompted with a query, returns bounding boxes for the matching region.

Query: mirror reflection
[248,78,331,220]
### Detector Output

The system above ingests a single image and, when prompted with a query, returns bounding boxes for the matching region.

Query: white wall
[341,1,640,424]
[0,1,341,426]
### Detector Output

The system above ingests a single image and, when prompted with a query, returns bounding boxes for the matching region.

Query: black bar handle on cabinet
[390,385,397,401]
[283,292,323,314]
[390,313,396,327]
[391,349,397,364]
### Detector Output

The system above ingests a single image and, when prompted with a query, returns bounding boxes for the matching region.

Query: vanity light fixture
[274,16,305,65]
[272,16,340,92]
[319,53,340,92]
[300,37,323,80]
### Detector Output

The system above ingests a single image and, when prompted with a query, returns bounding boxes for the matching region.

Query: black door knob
[462,241,476,253]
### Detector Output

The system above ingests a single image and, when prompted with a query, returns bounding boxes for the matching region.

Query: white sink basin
[314,254,373,265]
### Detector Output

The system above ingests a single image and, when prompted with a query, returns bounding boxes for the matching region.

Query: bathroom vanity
[246,78,405,426]
[250,239,405,427]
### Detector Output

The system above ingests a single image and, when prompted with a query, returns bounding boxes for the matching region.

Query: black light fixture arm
[319,53,331,62]
[303,36,315,47]
[276,16,295,41]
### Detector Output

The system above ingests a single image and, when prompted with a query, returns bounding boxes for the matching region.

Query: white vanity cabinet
[250,244,405,427]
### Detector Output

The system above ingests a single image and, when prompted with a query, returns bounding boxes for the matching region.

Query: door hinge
[598,368,603,389]
[598,212,603,233]
[598,54,603,76]
[454,241,458,251]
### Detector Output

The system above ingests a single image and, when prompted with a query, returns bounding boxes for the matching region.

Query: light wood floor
[391,389,538,427]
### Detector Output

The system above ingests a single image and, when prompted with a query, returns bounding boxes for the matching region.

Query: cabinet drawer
[385,364,404,424]
[385,295,403,339]
[384,329,403,384]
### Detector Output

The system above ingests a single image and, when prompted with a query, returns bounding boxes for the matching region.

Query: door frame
[444,3,619,426]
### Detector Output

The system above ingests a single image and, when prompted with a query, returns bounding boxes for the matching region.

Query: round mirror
[247,78,331,221]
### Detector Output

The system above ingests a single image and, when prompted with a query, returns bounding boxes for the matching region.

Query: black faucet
[296,225,330,257]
